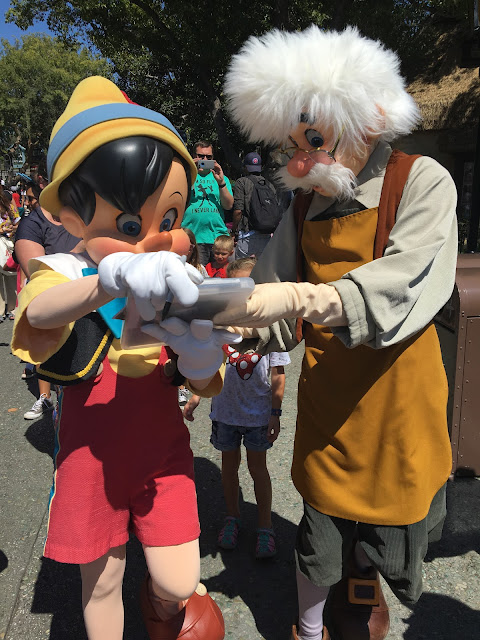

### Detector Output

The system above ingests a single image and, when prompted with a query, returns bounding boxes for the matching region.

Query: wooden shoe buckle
[347,577,379,606]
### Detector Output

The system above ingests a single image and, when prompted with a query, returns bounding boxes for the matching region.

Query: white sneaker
[24,394,54,420]
[178,388,190,406]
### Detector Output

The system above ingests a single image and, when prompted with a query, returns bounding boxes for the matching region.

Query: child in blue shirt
[183,256,290,558]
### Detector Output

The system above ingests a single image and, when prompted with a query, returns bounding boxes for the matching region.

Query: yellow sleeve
[186,359,226,398]
[11,267,75,365]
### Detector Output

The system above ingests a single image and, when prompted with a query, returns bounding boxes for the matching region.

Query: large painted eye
[305,129,325,148]
[116,213,142,237]
[160,208,177,232]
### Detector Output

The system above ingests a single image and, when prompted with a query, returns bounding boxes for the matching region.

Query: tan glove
[213,282,347,328]
[217,326,260,339]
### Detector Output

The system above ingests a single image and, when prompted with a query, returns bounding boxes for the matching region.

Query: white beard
[277,161,357,201]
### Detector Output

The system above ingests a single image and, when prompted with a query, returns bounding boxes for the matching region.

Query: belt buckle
[347,577,380,606]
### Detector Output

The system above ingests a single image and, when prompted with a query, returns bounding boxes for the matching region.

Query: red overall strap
[374,149,421,258]
[292,150,421,342]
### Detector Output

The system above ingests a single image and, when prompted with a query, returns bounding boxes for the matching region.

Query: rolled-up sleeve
[331,156,458,348]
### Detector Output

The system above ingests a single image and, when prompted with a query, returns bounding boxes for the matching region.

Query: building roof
[409,66,480,131]
[407,23,480,131]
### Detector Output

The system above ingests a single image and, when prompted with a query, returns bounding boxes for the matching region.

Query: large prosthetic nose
[287,150,315,178]
[142,228,191,255]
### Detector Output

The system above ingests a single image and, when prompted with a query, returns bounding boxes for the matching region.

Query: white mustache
[277,162,357,201]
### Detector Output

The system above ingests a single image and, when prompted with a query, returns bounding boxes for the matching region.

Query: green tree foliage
[0,34,112,172]
[5,0,471,175]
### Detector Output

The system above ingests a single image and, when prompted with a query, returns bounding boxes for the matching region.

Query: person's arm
[268,365,285,443]
[219,186,234,211]
[26,275,112,329]
[232,209,243,235]
[232,178,247,234]
[14,239,45,278]
[212,162,234,210]
[216,157,458,352]
[14,211,47,277]
[183,395,201,421]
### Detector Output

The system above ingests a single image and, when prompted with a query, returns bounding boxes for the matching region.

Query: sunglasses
[27,195,37,202]
[196,153,213,160]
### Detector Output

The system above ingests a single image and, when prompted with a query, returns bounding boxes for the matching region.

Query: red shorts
[44,353,200,564]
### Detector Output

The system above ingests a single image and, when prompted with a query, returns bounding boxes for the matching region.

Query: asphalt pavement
[0,317,479,639]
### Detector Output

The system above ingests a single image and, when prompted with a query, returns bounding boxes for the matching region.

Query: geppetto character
[216,26,458,640]
[12,76,232,640]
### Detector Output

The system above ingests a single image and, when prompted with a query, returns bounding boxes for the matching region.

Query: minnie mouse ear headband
[41,76,197,215]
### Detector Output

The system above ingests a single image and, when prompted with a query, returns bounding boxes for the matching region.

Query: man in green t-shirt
[181,140,233,265]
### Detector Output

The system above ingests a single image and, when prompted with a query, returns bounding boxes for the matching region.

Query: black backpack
[247,175,282,234]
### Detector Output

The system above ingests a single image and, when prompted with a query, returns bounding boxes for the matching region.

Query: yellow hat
[41,76,197,215]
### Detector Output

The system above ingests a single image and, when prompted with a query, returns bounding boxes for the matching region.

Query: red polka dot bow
[222,344,262,380]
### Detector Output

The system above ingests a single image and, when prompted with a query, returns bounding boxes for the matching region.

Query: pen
[161,255,187,321]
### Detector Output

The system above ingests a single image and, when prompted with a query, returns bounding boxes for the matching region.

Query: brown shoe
[292,623,331,639]
[329,565,390,640]
[140,576,225,639]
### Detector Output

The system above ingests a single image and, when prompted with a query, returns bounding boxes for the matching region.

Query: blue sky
[0,4,53,45]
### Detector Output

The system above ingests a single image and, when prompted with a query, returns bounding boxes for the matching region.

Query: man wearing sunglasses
[181,140,233,265]
[216,26,458,640]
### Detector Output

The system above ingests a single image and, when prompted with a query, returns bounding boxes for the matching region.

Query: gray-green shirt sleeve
[331,156,458,348]
[241,203,300,354]
[233,177,247,212]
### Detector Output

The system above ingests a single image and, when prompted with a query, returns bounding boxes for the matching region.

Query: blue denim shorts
[210,421,272,452]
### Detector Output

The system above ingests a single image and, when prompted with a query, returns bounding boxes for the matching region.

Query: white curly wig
[224,26,420,155]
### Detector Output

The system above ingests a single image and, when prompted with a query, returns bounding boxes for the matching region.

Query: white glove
[98,251,203,321]
[142,317,242,380]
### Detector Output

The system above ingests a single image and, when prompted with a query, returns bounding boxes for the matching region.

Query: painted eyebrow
[170,190,184,200]
[300,112,316,125]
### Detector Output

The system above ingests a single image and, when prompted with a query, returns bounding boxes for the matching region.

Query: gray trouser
[295,484,446,605]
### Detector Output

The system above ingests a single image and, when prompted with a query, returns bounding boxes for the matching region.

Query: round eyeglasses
[272,130,342,167]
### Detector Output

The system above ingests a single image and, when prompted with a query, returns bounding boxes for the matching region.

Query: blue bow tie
[82,267,125,339]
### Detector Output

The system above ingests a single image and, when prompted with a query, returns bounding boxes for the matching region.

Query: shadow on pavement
[30,539,149,639]
[404,592,480,640]
[426,479,480,561]
[195,456,298,640]
[23,451,479,639]
[0,550,8,573]
[24,412,55,459]
[30,558,86,639]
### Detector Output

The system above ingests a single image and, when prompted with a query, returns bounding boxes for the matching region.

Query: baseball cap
[243,152,262,172]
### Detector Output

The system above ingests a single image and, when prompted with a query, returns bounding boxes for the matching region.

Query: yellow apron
[291,208,451,526]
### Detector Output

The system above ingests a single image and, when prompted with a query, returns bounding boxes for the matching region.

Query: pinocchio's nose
[142,231,172,253]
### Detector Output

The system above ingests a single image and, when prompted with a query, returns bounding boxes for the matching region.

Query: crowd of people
[4,22,459,640]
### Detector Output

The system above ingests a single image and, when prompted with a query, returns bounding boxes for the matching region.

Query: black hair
[193,140,213,154]
[58,136,192,225]
[28,181,42,200]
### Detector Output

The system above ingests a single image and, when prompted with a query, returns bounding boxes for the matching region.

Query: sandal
[255,528,277,559]
[217,516,240,550]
